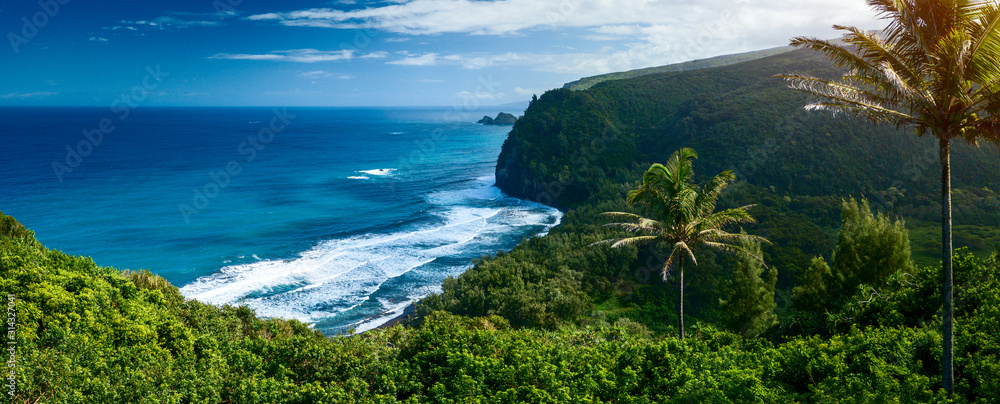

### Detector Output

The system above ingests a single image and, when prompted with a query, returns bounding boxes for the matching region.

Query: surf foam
[180,176,562,334]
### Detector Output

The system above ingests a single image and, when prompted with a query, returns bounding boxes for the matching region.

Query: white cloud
[387,53,438,66]
[514,87,546,96]
[247,0,874,36]
[247,0,880,75]
[456,90,505,101]
[594,25,643,37]
[361,51,390,59]
[109,12,226,33]
[300,70,333,79]
[89,37,109,42]
[338,74,354,79]
[211,49,355,63]
[388,52,524,69]
[453,52,523,69]
[151,16,221,27]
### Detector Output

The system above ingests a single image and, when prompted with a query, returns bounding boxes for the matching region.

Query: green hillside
[497,49,1000,268]
[7,43,1000,403]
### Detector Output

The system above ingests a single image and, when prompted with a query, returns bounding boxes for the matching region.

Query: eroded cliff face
[492,88,629,210]
[495,140,553,207]
[492,49,1000,216]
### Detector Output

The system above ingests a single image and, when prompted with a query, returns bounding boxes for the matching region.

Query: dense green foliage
[496,49,1000,264]
[592,148,767,339]
[5,209,1000,402]
[719,235,777,338]
[7,29,1000,402]
[793,198,913,311]
[780,1,1000,393]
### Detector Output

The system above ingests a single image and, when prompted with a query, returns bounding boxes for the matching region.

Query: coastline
[371,302,417,331]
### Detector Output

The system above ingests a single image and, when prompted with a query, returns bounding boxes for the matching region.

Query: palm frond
[603,219,662,234]
[590,236,659,249]
[778,74,916,124]
[697,207,757,231]
[699,229,772,246]
[627,187,670,220]
[789,36,884,80]
[702,241,767,265]
[673,241,697,266]
[661,249,680,281]
[835,25,927,96]
[610,236,659,249]
[969,2,1000,61]
[968,118,1000,149]
[694,170,734,217]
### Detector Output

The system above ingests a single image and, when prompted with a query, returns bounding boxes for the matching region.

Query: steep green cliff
[497,49,1000,211]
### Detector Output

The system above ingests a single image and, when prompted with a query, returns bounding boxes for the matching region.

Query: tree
[592,148,768,339]
[793,198,913,310]
[778,0,1000,393]
[792,256,834,312]
[719,233,778,338]
[831,198,913,293]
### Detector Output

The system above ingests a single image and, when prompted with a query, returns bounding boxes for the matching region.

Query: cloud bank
[240,0,880,75]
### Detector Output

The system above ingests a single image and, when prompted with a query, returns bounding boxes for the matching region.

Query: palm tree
[592,148,768,340]
[777,0,1000,394]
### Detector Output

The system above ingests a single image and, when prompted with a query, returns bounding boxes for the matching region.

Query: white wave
[352,300,416,333]
[359,168,395,176]
[347,176,368,180]
[180,177,563,333]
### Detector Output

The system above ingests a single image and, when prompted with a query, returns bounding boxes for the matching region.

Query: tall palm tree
[777,0,1000,394]
[592,148,768,340]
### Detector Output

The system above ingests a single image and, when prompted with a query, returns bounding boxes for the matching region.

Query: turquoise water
[0,106,561,334]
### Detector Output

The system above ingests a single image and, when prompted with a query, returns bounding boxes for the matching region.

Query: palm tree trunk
[941,138,954,395]
[679,256,685,340]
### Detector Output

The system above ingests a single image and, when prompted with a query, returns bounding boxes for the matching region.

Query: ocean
[0,106,561,335]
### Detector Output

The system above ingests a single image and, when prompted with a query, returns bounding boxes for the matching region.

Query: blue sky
[1,0,879,106]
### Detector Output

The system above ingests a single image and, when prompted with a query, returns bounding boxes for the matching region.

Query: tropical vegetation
[778,0,1000,393]
[6,0,1000,401]
[591,148,768,339]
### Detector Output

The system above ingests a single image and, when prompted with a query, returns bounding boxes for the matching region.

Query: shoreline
[371,302,417,332]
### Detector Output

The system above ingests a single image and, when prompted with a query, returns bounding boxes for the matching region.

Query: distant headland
[478,112,517,125]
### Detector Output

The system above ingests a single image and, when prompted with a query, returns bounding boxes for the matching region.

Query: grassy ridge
[562,46,794,91]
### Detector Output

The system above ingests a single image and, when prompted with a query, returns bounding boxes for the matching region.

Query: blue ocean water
[0,106,561,334]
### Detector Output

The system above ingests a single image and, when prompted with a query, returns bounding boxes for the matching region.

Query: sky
[0,0,881,107]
